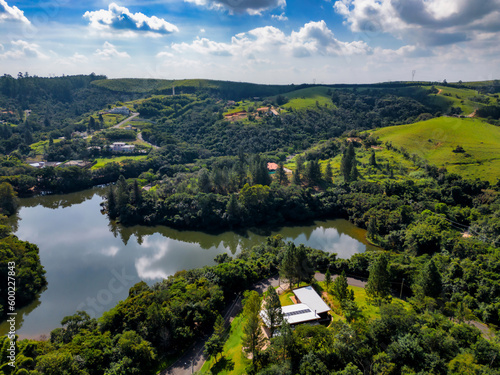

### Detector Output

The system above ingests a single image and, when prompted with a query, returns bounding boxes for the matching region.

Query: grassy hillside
[281,86,334,110]
[424,85,499,116]
[371,117,500,182]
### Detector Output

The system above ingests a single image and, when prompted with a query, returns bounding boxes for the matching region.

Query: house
[267,162,279,171]
[261,285,331,334]
[292,286,331,320]
[108,106,131,116]
[110,142,135,153]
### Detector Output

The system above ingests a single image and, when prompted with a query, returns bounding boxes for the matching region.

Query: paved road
[315,272,367,288]
[137,131,159,149]
[159,275,280,375]
[112,112,139,128]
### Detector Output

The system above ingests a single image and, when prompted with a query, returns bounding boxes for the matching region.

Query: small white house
[110,142,135,153]
[108,107,131,116]
[260,286,331,332]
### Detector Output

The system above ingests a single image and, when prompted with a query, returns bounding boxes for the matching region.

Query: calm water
[1,188,376,339]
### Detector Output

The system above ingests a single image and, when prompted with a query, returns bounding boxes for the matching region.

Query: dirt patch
[468,109,477,118]
[437,89,443,95]
[371,146,383,150]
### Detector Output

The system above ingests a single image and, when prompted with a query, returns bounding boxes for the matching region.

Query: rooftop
[281,303,320,325]
[293,286,330,314]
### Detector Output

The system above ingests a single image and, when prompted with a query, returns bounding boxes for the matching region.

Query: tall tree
[332,270,354,309]
[204,314,225,362]
[263,287,283,337]
[294,155,304,185]
[340,142,356,182]
[305,159,322,185]
[242,291,264,365]
[280,243,313,288]
[414,258,442,299]
[250,154,271,186]
[324,162,333,183]
[325,268,332,292]
[369,149,377,167]
[366,253,392,305]
[276,162,288,185]
[349,159,360,182]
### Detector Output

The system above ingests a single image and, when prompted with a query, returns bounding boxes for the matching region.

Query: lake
[1,187,377,339]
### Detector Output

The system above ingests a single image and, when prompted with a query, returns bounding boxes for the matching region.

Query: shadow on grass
[209,356,235,374]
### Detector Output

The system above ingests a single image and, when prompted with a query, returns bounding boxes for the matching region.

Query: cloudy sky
[0,0,499,84]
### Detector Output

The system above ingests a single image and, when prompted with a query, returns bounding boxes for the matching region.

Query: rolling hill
[371,117,500,183]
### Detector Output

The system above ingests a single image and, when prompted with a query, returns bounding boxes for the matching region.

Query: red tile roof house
[267,162,279,171]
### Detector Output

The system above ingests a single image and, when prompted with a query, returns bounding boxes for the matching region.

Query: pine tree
[369,149,377,167]
[332,270,353,308]
[132,180,142,205]
[325,268,332,291]
[250,154,271,186]
[276,162,288,185]
[324,162,333,183]
[242,291,264,364]
[350,159,360,182]
[340,142,356,182]
[89,116,96,131]
[306,159,322,185]
[414,258,442,299]
[263,287,283,337]
[366,253,392,305]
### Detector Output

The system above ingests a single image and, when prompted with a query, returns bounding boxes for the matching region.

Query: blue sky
[1,0,499,84]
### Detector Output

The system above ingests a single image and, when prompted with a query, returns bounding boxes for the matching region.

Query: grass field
[371,117,500,182]
[91,155,149,169]
[30,139,62,155]
[281,86,334,110]
[200,314,249,375]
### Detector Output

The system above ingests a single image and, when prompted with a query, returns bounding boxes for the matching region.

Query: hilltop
[371,117,500,183]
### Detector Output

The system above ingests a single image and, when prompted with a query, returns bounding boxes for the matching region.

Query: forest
[0,74,499,374]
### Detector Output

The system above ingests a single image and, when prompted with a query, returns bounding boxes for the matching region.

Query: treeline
[0,182,46,319]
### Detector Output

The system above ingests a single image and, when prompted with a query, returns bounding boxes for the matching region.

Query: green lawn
[371,117,500,183]
[281,86,334,110]
[91,155,149,170]
[30,139,62,155]
[200,314,250,375]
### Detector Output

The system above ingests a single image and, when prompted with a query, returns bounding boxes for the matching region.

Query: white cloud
[184,0,286,15]
[83,2,178,36]
[272,12,288,21]
[334,0,500,47]
[170,21,370,59]
[0,40,47,60]
[0,0,30,24]
[94,42,130,60]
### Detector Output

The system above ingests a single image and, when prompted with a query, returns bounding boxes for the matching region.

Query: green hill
[281,86,334,110]
[371,117,500,182]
